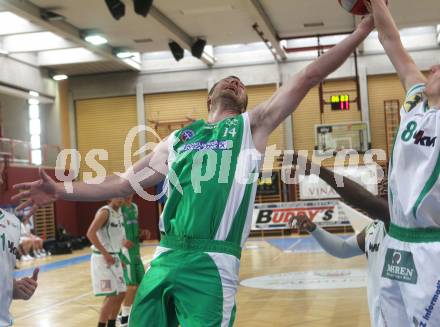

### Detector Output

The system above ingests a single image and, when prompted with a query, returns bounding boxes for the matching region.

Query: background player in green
[119,195,149,327]
[13,15,375,327]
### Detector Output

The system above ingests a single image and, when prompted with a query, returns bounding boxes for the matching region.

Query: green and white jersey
[0,209,20,327]
[160,112,261,247]
[364,220,387,327]
[92,205,124,254]
[122,203,139,245]
[389,84,440,228]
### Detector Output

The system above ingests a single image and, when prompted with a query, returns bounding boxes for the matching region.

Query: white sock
[121,306,131,317]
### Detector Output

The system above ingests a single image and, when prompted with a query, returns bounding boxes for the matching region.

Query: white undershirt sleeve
[310,226,363,259]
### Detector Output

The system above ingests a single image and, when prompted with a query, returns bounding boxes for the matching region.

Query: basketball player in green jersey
[13,16,375,327]
[119,195,145,326]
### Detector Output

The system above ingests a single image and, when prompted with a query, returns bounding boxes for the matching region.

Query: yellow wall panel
[367,74,405,152]
[144,90,208,139]
[292,86,320,153]
[76,96,138,179]
[246,84,284,149]
[144,85,283,149]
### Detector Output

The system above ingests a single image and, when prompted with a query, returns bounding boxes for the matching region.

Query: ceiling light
[52,74,68,81]
[116,51,135,59]
[28,98,39,105]
[113,48,136,59]
[29,91,39,97]
[84,33,108,45]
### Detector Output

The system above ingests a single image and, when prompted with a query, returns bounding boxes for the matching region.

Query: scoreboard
[330,94,350,110]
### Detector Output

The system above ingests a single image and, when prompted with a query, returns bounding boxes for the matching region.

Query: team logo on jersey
[226,118,239,127]
[382,249,418,284]
[392,251,402,265]
[413,130,437,147]
[180,129,195,142]
[180,140,229,152]
[368,243,380,253]
[404,92,423,112]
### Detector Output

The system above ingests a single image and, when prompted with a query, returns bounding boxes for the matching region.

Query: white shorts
[91,253,127,296]
[378,226,440,327]
[19,236,31,244]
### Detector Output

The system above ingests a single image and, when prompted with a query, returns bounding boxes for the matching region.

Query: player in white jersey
[291,158,389,326]
[367,1,440,326]
[87,198,128,327]
[0,209,38,327]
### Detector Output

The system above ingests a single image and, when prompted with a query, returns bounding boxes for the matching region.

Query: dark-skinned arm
[306,160,390,225]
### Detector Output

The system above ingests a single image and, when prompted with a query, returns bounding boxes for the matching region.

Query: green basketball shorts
[122,247,145,286]
[129,237,241,327]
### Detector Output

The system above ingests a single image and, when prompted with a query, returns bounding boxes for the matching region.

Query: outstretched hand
[289,215,317,233]
[12,169,58,218]
[357,13,375,33]
[13,267,39,300]
[364,0,388,15]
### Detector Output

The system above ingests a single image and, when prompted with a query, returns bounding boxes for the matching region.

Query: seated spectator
[21,216,48,258]
[18,234,34,262]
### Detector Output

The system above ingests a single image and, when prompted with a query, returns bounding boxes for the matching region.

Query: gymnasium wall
[0,164,159,239]
[0,92,61,148]
[73,74,409,172]
[0,55,56,97]
[144,89,208,140]
[57,80,72,149]
[75,96,138,178]
[0,166,78,235]
[367,74,406,153]
[247,84,284,149]
[292,79,361,153]
[0,93,29,141]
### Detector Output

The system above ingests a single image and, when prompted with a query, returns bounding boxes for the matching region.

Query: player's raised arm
[368,0,425,90]
[12,138,170,216]
[310,161,390,225]
[249,16,374,141]
[293,215,365,256]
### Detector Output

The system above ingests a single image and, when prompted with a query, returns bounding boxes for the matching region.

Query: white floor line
[243,294,366,302]
[141,256,153,265]
[15,291,92,321]
[271,239,302,261]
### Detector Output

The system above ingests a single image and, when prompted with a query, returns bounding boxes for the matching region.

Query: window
[28,97,41,165]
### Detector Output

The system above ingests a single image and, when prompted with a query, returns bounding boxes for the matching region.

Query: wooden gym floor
[11,235,370,327]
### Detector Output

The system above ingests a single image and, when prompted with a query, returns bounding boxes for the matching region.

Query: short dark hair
[207,76,248,112]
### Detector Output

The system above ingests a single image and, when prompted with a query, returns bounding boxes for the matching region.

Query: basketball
[338,0,370,15]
